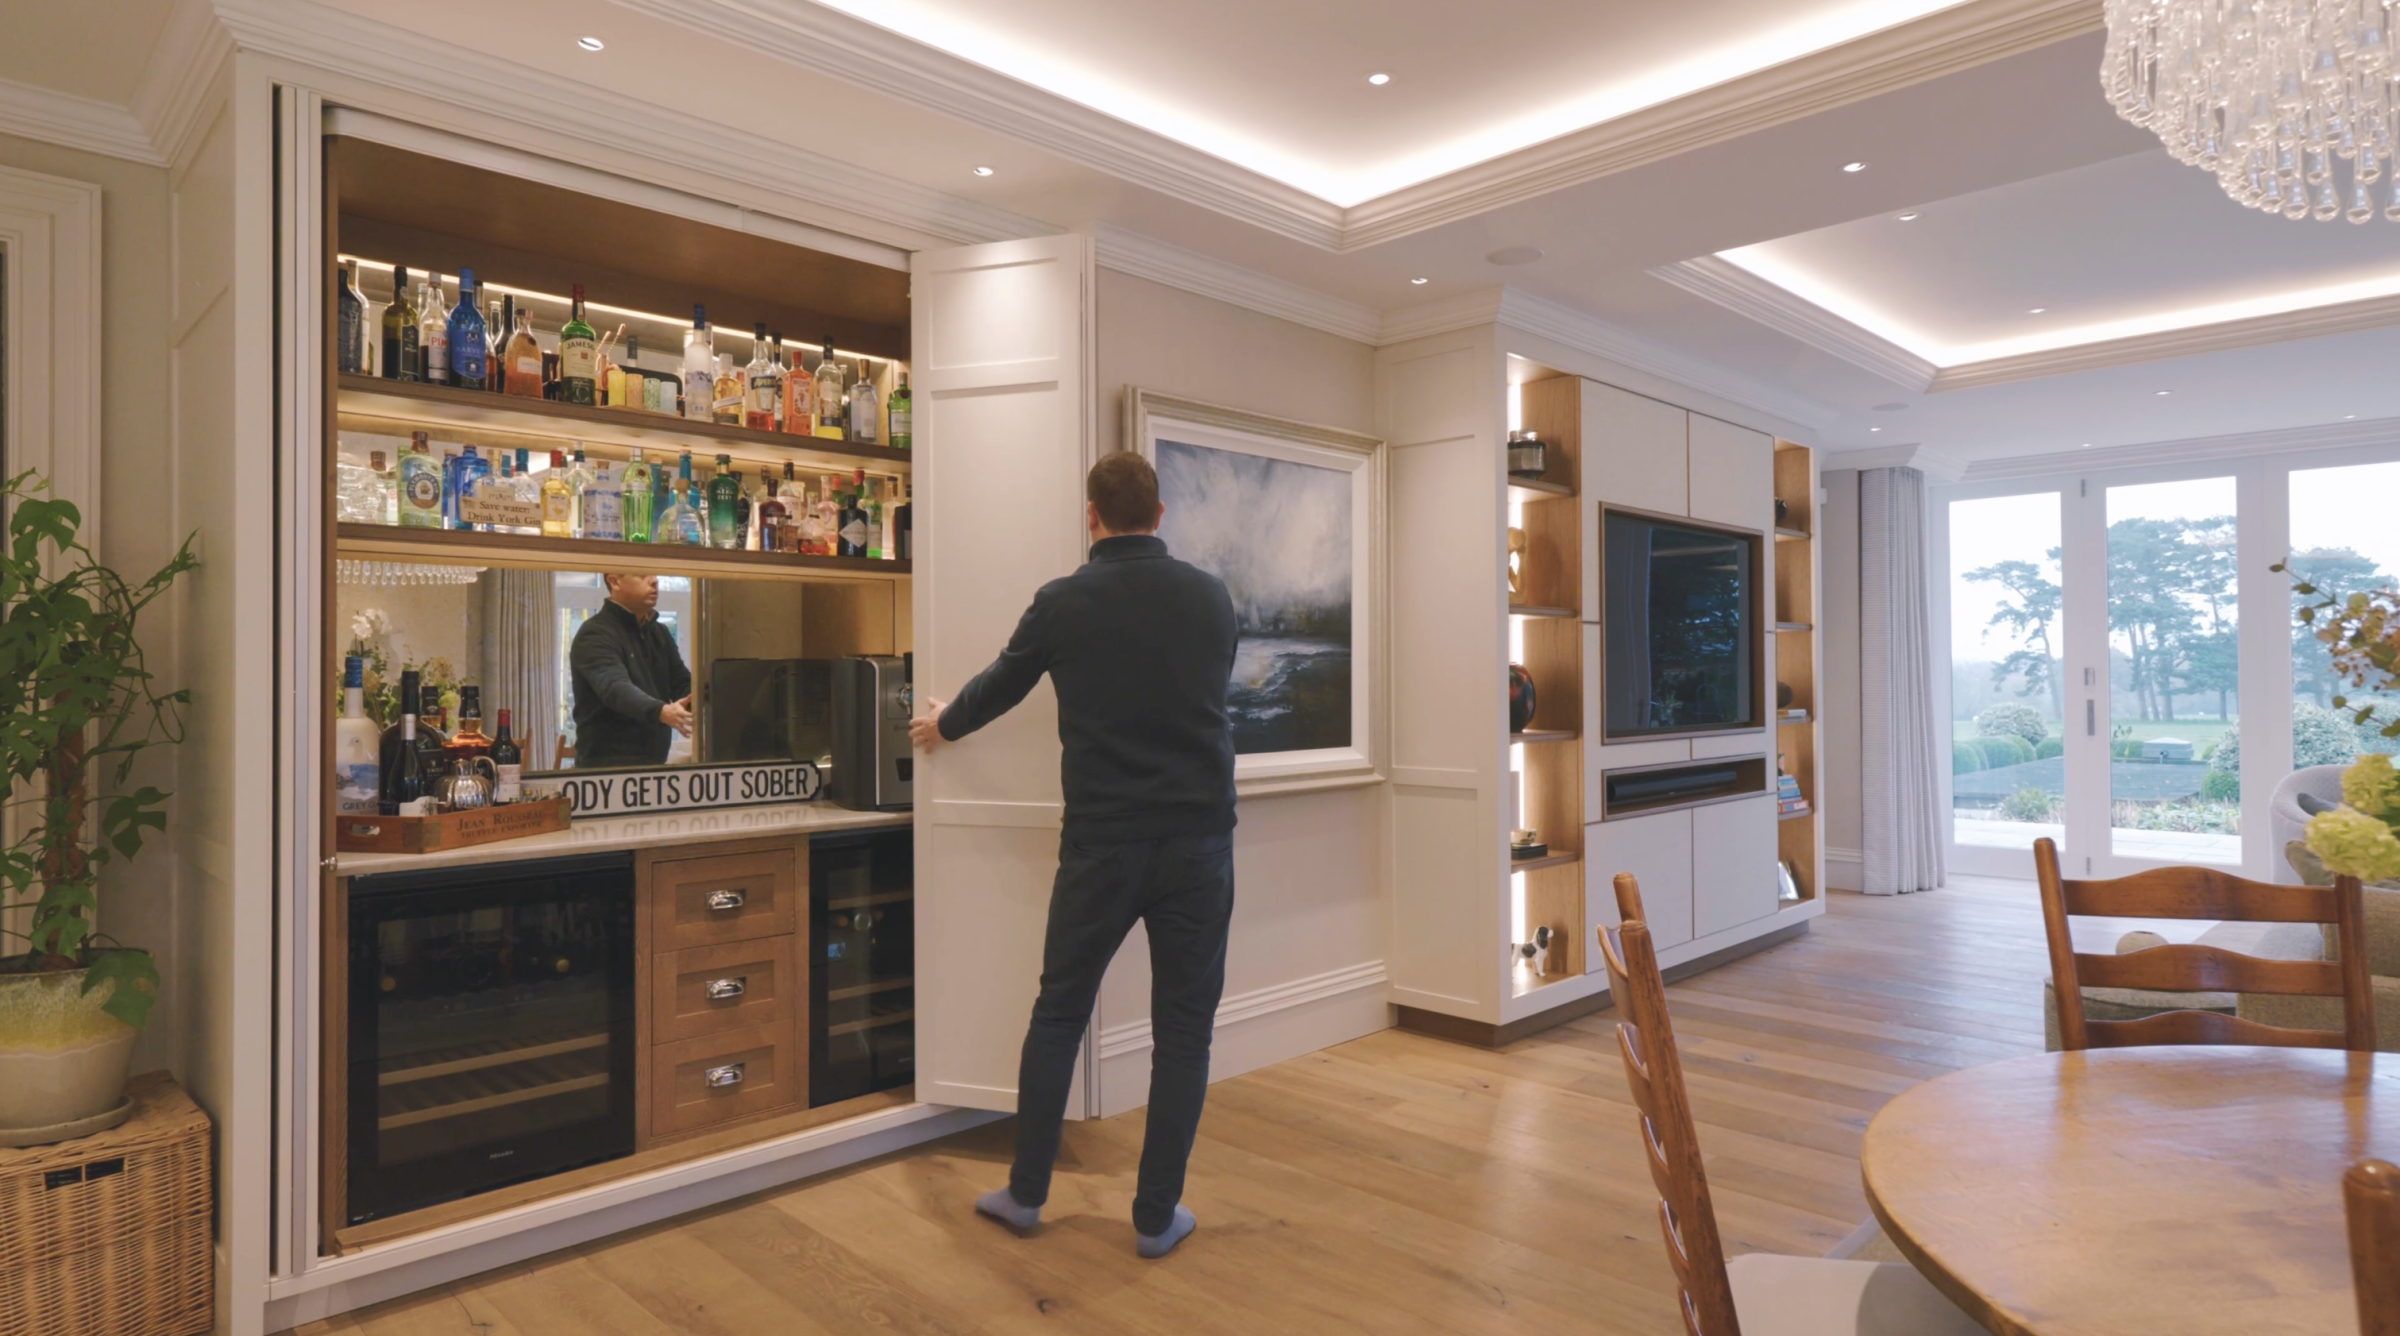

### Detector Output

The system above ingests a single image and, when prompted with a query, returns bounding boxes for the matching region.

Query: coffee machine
[829,655,913,811]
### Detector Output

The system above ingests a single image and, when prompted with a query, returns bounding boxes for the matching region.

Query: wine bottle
[378,670,430,815]
[560,283,598,406]
[383,264,420,382]
[491,708,522,804]
[337,260,368,375]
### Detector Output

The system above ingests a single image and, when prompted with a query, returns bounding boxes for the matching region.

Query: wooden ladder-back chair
[2354,1159,2400,1336]
[2033,837,2376,1052]
[1599,872,1982,1336]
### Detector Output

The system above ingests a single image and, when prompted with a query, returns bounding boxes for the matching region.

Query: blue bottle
[447,268,488,389]
[454,445,492,531]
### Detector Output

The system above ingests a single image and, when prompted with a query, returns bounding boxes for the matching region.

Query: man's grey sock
[1135,1205,1196,1259]
[976,1186,1041,1235]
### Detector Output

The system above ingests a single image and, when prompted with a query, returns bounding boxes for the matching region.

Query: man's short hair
[1088,451,1160,534]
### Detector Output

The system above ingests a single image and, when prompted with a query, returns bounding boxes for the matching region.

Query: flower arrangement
[2303,753,2400,882]
[2281,563,2400,738]
[341,606,459,729]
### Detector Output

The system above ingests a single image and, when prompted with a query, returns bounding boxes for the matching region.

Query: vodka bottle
[334,655,381,814]
[581,458,624,542]
[682,305,715,421]
[418,274,451,386]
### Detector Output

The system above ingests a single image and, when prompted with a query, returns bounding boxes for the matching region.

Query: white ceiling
[797,0,1979,206]
[0,0,177,106]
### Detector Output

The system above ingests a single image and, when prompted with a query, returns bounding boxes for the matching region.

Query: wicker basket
[0,1071,212,1336]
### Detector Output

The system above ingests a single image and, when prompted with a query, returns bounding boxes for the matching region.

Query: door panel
[911,235,1092,1112]
[1693,794,1778,938]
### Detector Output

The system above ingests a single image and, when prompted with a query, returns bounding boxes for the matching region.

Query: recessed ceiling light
[2081,442,2094,448]
[1870,427,1882,432]
[2155,389,2172,396]
[1486,246,1544,266]
[2347,414,2359,419]
[1409,276,1428,285]
[1896,211,1920,221]
[1842,161,1867,173]
[1367,72,1391,86]
[970,165,994,177]
[576,35,605,51]
[2028,307,2047,314]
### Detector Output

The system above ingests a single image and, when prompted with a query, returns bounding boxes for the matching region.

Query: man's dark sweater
[569,597,693,769]
[939,534,1238,842]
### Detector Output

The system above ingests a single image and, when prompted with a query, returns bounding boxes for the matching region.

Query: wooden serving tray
[334,794,572,854]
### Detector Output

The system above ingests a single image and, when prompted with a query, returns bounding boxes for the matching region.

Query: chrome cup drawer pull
[704,1062,746,1089]
[704,976,748,1001]
[704,889,746,912]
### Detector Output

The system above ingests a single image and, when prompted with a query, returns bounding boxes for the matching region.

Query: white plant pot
[0,965,139,1131]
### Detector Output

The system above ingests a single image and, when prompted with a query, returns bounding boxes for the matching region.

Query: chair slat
[2086,1008,2347,1050]
[2073,945,2344,997]
[2349,1159,2400,1336]
[2058,868,2339,922]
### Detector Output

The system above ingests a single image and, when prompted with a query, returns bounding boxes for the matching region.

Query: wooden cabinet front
[646,846,798,952]
[652,936,799,1046]
[650,1022,803,1138]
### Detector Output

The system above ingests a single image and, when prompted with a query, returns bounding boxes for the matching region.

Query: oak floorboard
[286,879,2065,1335]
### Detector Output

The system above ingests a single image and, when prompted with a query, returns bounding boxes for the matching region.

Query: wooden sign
[457,490,545,529]
[550,760,824,818]
[334,794,573,854]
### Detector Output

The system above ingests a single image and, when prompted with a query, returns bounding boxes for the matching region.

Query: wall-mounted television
[1601,509,1760,740]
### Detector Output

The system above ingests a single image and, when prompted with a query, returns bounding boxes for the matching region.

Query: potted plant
[0,470,194,1138]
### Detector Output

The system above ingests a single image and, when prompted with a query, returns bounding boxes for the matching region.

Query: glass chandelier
[2103,0,2400,222]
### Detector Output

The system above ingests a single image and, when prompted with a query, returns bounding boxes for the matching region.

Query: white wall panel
[1693,794,1780,938]
[1687,413,1774,536]
[1584,381,1687,519]
[1589,809,1693,952]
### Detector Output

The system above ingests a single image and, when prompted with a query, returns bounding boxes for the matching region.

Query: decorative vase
[1778,681,1795,709]
[1506,430,1548,480]
[1509,663,1538,733]
[0,962,140,1136]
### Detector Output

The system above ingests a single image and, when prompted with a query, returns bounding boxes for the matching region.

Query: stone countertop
[336,800,910,878]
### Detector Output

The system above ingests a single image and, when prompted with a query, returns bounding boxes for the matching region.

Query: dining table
[1860,1045,2396,1336]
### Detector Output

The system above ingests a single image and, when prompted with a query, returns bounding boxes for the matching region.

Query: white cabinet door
[912,234,1093,1112]
[1692,794,1779,939]
[1583,382,1687,526]
[1686,414,1773,536]
[1588,809,1693,956]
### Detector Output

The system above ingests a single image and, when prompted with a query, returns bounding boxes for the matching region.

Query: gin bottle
[848,360,881,445]
[418,274,451,386]
[888,372,912,449]
[708,455,739,549]
[447,268,487,389]
[621,448,654,543]
[745,325,781,431]
[398,432,444,528]
[580,459,623,541]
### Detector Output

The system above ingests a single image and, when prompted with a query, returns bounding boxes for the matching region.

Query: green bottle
[622,448,654,543]
[887,372,911,449]
[707,454,739,549]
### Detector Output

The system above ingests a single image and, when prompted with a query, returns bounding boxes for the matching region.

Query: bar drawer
[652,936,797,1046]
[647,846,799,952]
[649,1022,800,1139]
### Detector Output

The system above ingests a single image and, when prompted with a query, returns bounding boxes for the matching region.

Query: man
[569,572,695,769]
[911,451,1238,1260]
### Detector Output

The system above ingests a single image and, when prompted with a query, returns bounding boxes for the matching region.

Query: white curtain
[1859,467,1944,895]
[480,570,559,769]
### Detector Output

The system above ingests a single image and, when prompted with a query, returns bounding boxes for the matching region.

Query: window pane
[2106,477,2240,863]
[2285,463,2400,860]
[1949,493,2064,849]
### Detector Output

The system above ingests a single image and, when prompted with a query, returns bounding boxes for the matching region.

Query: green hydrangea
[2346,753,2400,818]
[2305,804,2400,882]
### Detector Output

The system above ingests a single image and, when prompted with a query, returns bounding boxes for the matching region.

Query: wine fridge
[810,828,915,1104]
[344,853,638,1225]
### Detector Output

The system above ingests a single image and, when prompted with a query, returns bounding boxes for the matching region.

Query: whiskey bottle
[498,306,539,398]
[888,372,912,449]
[813,336,847,438]
[682,305,715,422]
[746,324,781,431]
[399,432,445,529]
[443,685,491,762]
[783,341,817,434]
[711,354,742,425]
[383,264,420,382]
[622,448,655,543]
[757,464,790,551]
[708,455,739,549]
[542,450,574,537]
[848,359,882,445]
[560,283,598,406]
[447,268,488,390]
[490,708,523,803]
[337,260,368,374]
[419,274,451,386]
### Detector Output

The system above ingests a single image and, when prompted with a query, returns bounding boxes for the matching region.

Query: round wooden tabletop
[1861,1046,2398,1336]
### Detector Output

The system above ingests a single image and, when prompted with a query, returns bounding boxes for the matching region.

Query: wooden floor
[294,878,2072,1336]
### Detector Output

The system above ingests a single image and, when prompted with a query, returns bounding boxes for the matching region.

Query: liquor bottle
[757,466,789,551]
[444,685,491,762]
[659,478,701,546]
[837,475,869,557]
[888,372,912,449]
[560,283,598,406]
[419,273,451,386]
[710,353,741,425]
[373,449,398,524]
[849,360,882,445]
[334,654,381,814]
[448,269,488,390]
[744,324,781,431]
[399,432,445,528]
[895,488,911,561]
[565,445,594,535]
[490,708,522,804]
[708,455,739,549]
[663,450,694,535]
[682,305,715,421]
[735,473,756,549]
[454,445,492,531]
[337,260,368,374]
[497,306,540,399]
[622,448,655,543]
[486,294,510,393]
[383,264,420,382]
[378,670,430,815]
[814,475,841,555]
[581,458,623,541]
[541,449,574,537]
[882,478,902,559]
[783,342,817,434]
[604,333,629,409]
[814,336,847,438]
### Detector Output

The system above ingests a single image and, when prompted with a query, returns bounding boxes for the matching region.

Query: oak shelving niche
[334,523,909,582]
[1773,441,1823,903]
[1511,375,1587,991]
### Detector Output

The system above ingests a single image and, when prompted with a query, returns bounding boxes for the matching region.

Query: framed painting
[1125,388,1385,791]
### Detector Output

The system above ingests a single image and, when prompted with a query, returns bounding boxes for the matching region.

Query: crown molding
[1953,414,2400,482]
[1652,255,1937,391]
[136,0,239,171]
[0,78,161,166]
[1089,224,1382,343]
[608,0,2099,252]
[1487,287,1838,432]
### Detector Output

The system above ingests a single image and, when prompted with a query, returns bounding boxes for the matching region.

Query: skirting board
[1397,921,1811,1048]
[1828,845,1864,892]
[1094,960,1391,1119]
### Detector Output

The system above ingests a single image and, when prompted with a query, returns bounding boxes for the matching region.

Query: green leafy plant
[1973,734,2036,769]
[1952,741,1985,775]
[0,471,196,1028]
[1998,786,2059,822]
[1974,702,2049,749]
[2277,559,2400,738]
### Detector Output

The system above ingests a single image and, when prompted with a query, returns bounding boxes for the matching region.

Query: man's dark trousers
[1007,832,1234,1236]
